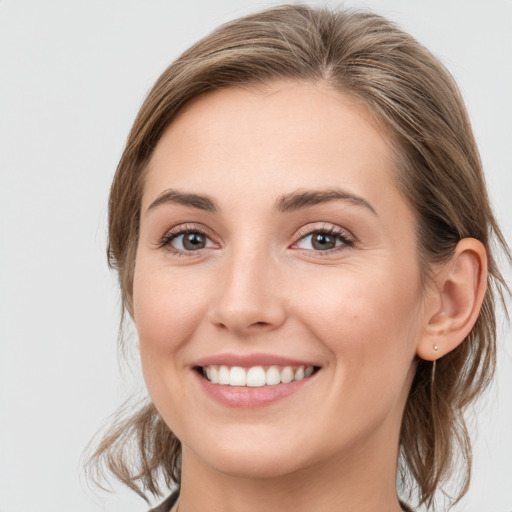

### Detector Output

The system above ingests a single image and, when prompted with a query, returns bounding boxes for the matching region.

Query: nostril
[209,299,286,334]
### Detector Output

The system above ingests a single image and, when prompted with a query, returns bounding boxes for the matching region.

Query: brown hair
[88,4,510,509]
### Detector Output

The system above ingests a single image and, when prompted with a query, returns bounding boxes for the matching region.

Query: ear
[416,238,488,361]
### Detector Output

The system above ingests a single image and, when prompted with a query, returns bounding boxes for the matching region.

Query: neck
[177,427,404,512]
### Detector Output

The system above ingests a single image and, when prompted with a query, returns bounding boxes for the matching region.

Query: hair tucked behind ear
[88,4,510,508]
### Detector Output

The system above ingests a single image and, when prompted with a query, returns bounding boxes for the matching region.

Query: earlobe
[417,238,487,361]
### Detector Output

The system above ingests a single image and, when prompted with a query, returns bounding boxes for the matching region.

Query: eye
[294,227,354,252]
[172,232,211,251]
[159,226,217,254]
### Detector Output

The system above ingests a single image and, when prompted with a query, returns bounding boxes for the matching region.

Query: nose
[208,250,287,336]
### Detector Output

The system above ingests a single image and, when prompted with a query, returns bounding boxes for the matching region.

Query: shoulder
[400,502,414,512]
[148,490,179,512]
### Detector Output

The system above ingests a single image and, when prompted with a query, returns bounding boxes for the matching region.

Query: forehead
[143,81,400,213]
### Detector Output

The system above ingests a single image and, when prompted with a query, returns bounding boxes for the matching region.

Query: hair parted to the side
[88,4,510,509]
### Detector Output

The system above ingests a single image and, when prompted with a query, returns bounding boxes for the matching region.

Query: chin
[209,453,309,480]
[186,432,316,479]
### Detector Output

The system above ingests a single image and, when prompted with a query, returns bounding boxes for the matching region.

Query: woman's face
[133,82,428,478]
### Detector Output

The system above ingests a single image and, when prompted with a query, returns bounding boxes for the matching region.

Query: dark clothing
[148,491,179,512]
[148,491,414,511]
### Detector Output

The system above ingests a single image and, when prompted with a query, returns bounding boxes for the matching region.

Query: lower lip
[194,371,315,408]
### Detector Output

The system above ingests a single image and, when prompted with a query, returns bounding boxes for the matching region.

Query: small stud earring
[433,344,439,351]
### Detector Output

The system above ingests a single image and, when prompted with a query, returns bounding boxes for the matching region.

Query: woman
[90,5,510,511]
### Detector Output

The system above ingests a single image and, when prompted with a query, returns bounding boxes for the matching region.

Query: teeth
[265,365,281,385]
[202,364,316,387]
[280,366,294,383]
[247,366,266,387]
[218,365,230,385]
[294,367,305,380]
[229,366,246,386]
[209,366,218,384]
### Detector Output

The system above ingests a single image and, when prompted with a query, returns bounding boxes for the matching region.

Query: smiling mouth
[196,365,320,387]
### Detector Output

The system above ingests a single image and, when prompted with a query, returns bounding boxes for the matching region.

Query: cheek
[296,263,423,370]
[132,262,208,370]
[132,262,216,432]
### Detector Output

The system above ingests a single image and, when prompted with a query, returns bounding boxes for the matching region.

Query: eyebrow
[146,187,376,216]
[147,189,219,213]
[275,189,377,215]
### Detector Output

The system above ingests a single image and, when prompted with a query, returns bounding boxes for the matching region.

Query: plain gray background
[0,1,511,511]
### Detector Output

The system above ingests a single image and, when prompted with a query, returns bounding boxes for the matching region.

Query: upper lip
[193,353,319,368]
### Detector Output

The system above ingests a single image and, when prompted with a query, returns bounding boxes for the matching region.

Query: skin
[132,82,485,512]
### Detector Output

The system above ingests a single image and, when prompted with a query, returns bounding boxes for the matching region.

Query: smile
[200,365,316,387]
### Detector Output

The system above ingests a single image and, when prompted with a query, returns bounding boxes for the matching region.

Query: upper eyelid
[162,223,215,238]
[293,223,354,241]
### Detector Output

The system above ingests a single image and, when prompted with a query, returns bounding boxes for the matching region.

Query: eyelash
[157,224,355,256]
[293,225,355,254]
[158,224,217,256]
